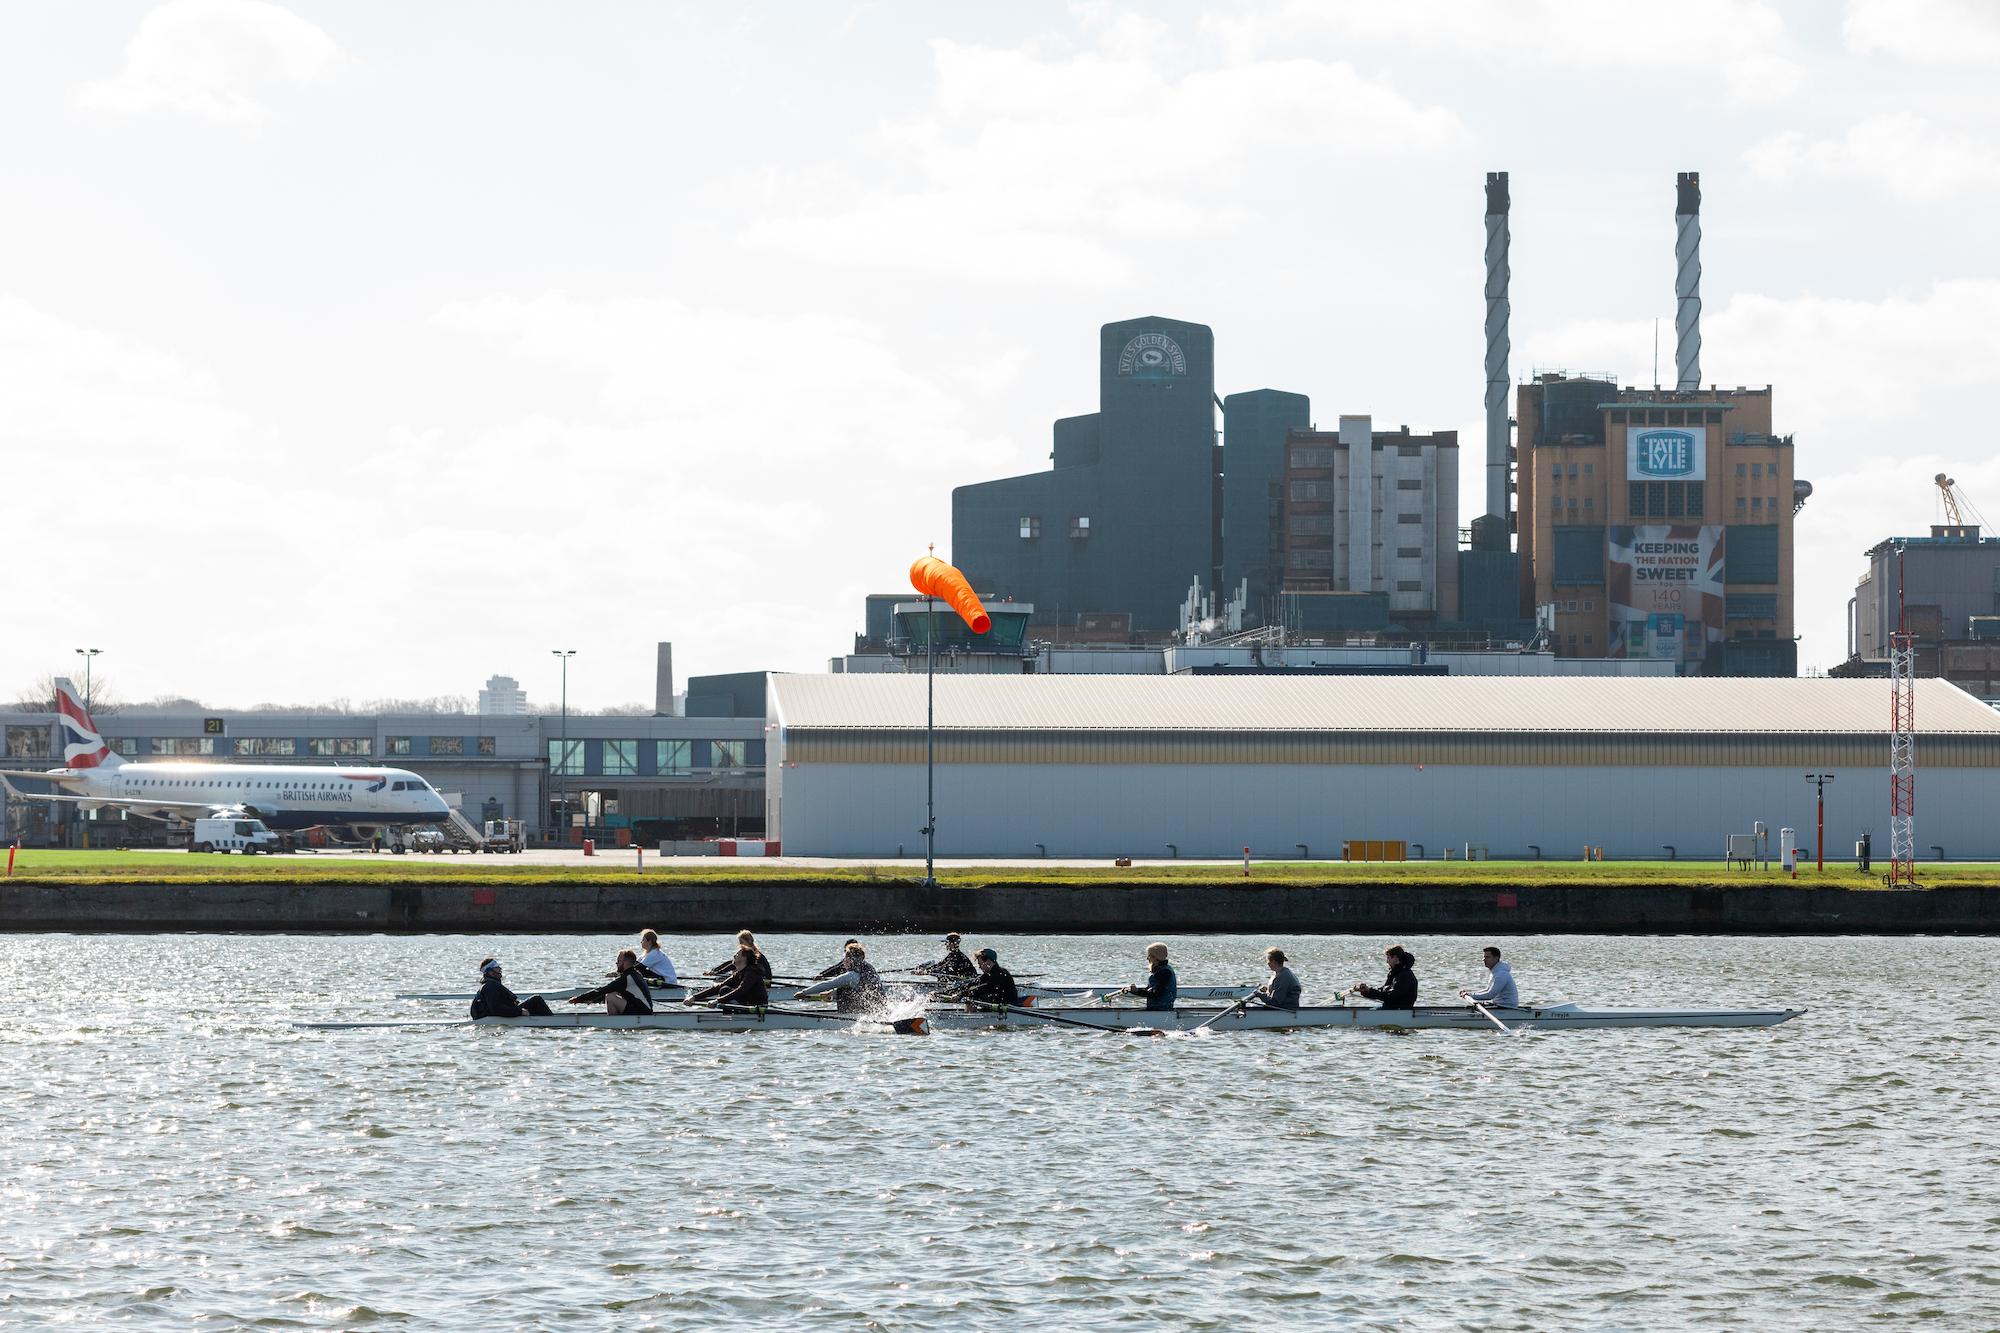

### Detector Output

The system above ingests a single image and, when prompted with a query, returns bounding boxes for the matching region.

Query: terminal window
[308,738,373,757]
[657,740,690,774]
[233,738,296,757]
[430,736,465,755]
[549,740,583,775]
[602,740,638,776]
[386,736,412,755]
[712,740,747,769]
[152,737,215,757]
[1019,517,1039,539]
[478,736,496,756]
[5,725,48,758]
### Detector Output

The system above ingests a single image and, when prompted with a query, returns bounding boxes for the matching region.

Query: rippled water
[1,932,1995,1329]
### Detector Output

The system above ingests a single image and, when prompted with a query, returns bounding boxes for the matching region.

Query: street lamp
[73,648,101,711]
[1804,772,1835,873]
[552,650,576,840]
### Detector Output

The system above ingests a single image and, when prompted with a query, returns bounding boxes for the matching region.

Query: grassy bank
[1,849,1987,889]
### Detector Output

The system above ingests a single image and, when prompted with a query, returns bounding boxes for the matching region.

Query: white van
[191,817,283,855]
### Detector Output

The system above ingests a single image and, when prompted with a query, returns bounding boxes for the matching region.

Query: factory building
[766,674,2000,859]
[1221,388,1312,623]
[952,316,1224,634]
[1835,523,2000,702]
[1277,418,1458,630]
[1515,375,1803,675]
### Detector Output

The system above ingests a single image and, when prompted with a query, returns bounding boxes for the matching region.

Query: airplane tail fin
[53,676,120,770]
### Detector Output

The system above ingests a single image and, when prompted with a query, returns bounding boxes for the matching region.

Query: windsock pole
[926,591,937,888]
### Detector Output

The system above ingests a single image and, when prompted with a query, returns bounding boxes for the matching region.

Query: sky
[5,0,2000,709]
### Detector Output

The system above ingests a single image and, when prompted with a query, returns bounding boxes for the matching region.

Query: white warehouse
[766,674,2000,860]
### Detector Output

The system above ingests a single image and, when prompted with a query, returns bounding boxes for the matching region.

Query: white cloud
[77,0,344,124]
[1744,113,2000,200]
[1844,0,2000,66]
[1204,0,1804,102]
[741,37,1466,284]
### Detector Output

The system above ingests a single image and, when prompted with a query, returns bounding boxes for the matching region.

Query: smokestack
[1675,171,1701,391]
[655,642,674,716]
[1483,171,1510,526]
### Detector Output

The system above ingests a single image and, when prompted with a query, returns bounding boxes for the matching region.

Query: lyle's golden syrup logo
[1117,332,1186,379]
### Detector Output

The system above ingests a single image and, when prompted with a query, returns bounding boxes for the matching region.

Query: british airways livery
[0,678,452,834]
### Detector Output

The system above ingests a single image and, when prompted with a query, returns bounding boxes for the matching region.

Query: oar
[968,1001,1167,1038]
[1468,999,1514,1034]
[1188,997,1251,1035]
[718,1002,928,1036]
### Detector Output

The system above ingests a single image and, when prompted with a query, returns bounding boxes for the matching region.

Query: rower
[470,958,553,1018]
[1250,947,1302,1012]
[812,939,862,981]
[954,947,1020,1006]
[566,949,654,1015]
[636,929,679,987]
[688,930,771,1009]
[909,932,977,979]
[1458,945,1518,1009]
[791,943,886,1013]
[1348,945,1418,1010]
[1122,942,1178,1011]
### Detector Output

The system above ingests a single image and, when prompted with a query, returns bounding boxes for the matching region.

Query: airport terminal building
[767,674,2000,859]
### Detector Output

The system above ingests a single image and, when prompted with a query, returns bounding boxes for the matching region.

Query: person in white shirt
[637,929,679,987]
[1458,946,1518,1008]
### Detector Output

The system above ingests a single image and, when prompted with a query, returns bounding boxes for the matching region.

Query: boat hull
[304,1003,1804,1034]
[391,983,1257,1005]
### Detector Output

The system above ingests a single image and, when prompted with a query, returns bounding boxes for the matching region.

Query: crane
[1935,473,1966,526]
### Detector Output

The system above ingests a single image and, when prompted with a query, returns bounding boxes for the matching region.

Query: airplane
[0,677,453,838]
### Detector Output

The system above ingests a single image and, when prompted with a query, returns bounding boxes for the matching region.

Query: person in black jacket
[911,932,978,979]
[953,947,1020,1007]
[1348,945,1419,1010]
[470,959,553,1018]
[1123,942,1178,1011]
[688,931,771,1009]
[566,950,654,1015]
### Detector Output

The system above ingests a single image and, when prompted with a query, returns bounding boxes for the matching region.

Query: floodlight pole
[74,648,100,711]
[552,649,575,840]
[1805,772,1834,872]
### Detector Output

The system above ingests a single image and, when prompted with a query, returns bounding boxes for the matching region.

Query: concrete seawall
[4,881,1998,934]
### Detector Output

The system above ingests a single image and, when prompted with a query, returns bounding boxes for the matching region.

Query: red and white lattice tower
[1888,548,1918,884]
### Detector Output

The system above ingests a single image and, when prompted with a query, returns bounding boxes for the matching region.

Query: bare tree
[8,674,119,715]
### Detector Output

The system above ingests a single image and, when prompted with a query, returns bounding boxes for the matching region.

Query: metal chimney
[1483,171,1510,524]
[1675,171,1701,390]
[654,641,675,716]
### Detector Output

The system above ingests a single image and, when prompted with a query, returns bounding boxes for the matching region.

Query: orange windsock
[910,556,991,634]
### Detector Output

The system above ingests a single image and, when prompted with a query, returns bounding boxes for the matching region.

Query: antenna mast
[1887,545,1917,885]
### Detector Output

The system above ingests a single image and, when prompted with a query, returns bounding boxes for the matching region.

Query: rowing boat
[301,1002,1804,1034]
[389,983,1258,1005]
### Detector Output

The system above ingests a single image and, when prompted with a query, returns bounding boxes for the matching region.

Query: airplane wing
[0,774,224,815]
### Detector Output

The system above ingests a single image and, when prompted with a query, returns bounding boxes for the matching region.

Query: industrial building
[1836,511,2000,701]
[766,674,2000,859]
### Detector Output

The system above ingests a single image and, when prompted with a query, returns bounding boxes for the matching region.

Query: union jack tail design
[54,677,121,771]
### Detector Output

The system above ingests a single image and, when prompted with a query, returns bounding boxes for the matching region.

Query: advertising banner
[1608,526,1726,662]
[1627,425,1707,481]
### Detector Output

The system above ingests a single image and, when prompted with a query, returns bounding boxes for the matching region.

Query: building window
[151,737,215,757]
[232,737,296,757]
[108,737,139,756]
[1566,599,1578,612]
[477,736,496,756]
[5,725,49,758]
[602,740,637,776]
[1686,482,1704,516]
[1291,514,1335,535]
[1584,497,1594,511]
[1395,579,1423,592]
[1752,496,1764,512]
[549,739,583,775]
[1291,446,1335,468]
[1399,512,1423,523]
[1551,464,1561,480]
[1019,517,1039,539]
[1667,484,1685,518]
[1397,546,1423,558]
[712,740,747,769]
[1736,462,1747,477]
[1396,478,1423,490]
[1751,462,1764,478]
[1583,462,1594,476]
[1628,481,1645,516]
[656,740,690,774]
[308,738,373,757]
[386,736,411,755]
[1288,549,1333,570]
[1398,444,1423,457]
[1736,497,1748,514]
[430,736,465,755]
[1583,634,1593,645]
[1583,600,1594,611]
[1070,516,1091,538]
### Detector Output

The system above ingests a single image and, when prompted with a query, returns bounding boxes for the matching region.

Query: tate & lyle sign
[1627,425,1706,481]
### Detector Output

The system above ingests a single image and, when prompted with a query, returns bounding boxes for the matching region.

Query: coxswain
[910,932,977,979]
[1458,945,1518,1009]
[688,930,771,1009]
[567,949,654,1015]
[813,939,862,980]
[791,943,887,1013]
[1123,942,1178,1011]
[470,958,553,1018]
[953,947,1021,1007]
[636,929,679,987]
[1348,945,1419,1010]
[1250,947,1302,1012]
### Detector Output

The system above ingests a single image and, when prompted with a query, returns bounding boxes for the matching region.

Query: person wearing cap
[636,929,679,988]
[566,949,655,1015]
[1123,942,1178,1011]
[910,932,977,979]
[790,942,887,1013]
[470,959,552,1019]
[953,947,1020,1007]
[1250,947,1302,1012]
[812,939,863,981]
